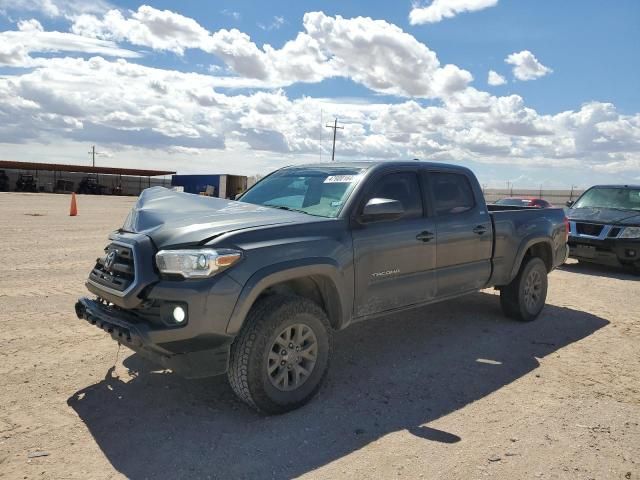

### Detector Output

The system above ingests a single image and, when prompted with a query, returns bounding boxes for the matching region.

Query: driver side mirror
[360,198,405,222]
[565,200,574,207]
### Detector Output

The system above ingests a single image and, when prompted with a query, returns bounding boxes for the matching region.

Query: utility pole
[569,185,578,201]
[88,145,104,184]
[89,145,97,167]
[325,118,344,162]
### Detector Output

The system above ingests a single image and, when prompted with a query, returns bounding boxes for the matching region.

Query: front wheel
[500,257,548,322]
[227,295,332,414]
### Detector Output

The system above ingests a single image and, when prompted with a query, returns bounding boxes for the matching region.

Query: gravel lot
[1,192,638,480]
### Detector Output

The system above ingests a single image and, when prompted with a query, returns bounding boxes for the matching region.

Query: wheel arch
[509,237,554,281]
[226,260,349,335]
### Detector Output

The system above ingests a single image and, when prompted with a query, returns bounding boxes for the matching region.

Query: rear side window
[365,172,423,219]
[429,172,475,215]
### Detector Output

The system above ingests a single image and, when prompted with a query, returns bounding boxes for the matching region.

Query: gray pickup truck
[76,161,568,413]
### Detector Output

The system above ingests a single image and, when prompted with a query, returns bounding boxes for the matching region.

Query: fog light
[172,306,186,323]
[627,249,636,258]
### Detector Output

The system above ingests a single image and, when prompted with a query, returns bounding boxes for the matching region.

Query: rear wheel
[227,295,332,414]
[500,257,548,322]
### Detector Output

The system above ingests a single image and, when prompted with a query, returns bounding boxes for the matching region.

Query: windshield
[573,187,640,211]
[238,167,365,218]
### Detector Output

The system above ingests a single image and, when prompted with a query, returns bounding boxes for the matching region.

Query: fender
[225,258,350,335]
[509,236,554,281]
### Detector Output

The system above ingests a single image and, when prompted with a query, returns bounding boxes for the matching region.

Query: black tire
[500,257,548,322]
[227,295,332,414]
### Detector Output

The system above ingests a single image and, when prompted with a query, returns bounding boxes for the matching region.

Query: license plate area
[574,244,596,258]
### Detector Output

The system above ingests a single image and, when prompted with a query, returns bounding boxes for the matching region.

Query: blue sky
[19,0,634,114]
[198,0,640,114]
[0,0,638,187]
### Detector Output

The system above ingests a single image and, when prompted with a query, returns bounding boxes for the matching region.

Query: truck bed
[488,206,567,286]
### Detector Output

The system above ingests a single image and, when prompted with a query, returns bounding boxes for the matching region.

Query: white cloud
[71,8,472,98]
[17,18,44,31]
[409,0,499,25]
[220,9,240,20]
[258,15,285,31]
[0,8,638,182]
[300,12,472,98]
[505,50,552,81]
[71,6,211,55]
[0,0,112,18]
[167,146,202,155]
[487,70,506,86]
[1,55,638,176]
[0,28,140,67]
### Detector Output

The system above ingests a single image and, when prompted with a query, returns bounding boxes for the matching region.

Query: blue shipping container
[171,175,220,195]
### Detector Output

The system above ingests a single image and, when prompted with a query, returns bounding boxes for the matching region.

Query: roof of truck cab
[280,161,471,171]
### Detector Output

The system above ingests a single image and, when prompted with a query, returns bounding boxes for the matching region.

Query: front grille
[576,223,604,236]
[89,243,135,292]
[608,227,622,238]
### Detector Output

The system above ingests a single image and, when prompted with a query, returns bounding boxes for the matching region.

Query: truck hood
[121,187,316,248]
[568,207,640,226]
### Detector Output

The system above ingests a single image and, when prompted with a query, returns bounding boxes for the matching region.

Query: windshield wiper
[263,204,310,215]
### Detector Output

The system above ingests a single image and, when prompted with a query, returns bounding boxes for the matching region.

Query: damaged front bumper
[75,297,232,378]
[77,229,245,378]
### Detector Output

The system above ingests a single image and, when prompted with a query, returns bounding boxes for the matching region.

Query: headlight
[619,227,640,239]
[155,249,242,278]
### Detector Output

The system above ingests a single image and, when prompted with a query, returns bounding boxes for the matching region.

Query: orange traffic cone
[69,192,78,216]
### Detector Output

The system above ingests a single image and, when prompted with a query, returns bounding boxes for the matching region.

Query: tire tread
[500,256,547,322]
[227,294,332,414]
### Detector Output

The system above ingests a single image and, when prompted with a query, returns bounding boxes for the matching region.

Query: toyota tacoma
[76,161,569,413]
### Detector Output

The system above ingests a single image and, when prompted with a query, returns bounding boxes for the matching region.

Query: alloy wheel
[267,323,318,392]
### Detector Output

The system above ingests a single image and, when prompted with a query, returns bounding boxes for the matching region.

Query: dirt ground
[0,192,638,480]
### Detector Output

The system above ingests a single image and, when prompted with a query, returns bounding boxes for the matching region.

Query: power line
[325,118,344,162]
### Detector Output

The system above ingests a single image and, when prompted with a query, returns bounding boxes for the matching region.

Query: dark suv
[567,185,640,274]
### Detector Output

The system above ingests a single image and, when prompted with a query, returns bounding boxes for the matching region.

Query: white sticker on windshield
[324,175,358,183]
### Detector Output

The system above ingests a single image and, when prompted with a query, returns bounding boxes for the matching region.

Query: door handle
[473,225,487,235]
[416,231,435,242]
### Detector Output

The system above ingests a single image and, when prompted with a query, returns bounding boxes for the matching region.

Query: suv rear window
[429,172,475,215]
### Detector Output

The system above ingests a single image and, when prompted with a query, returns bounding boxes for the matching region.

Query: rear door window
[429,172,475,216]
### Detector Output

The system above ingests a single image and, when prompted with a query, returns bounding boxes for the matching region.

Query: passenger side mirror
[565,200,574,207]
[361,198,405,222]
